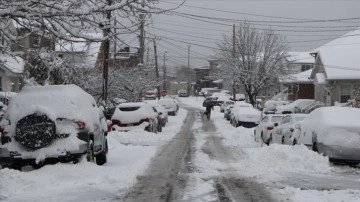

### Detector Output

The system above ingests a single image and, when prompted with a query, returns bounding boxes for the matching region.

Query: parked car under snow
[111,102,159,133]
[0,85,108,170]
[275,99,315,114]
[230,102,261,128]
[297,107,360,164]
[158,98,178,116]
[254,114,285,145]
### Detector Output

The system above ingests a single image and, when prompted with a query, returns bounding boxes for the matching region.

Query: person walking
[205,102,214,120]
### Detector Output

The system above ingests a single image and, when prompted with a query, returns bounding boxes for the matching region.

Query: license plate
[128,124,133,127]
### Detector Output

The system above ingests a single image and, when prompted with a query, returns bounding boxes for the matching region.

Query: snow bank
[274,186,360,202]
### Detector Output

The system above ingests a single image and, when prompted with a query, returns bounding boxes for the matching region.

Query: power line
[161,0,360,24]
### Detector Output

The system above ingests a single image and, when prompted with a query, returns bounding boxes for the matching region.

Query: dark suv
[0,85,108,170]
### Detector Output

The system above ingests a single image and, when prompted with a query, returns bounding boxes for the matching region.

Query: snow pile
[237,144,331,176]
[274,186,360,202]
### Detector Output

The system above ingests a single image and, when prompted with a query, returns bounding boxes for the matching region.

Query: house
[279,69,314,101]
[56,33,102,69]
[0,54,24,92]
[275,52,315,101]
[310,28,360,106]
[108,46,140,69]
[287,52,314,73]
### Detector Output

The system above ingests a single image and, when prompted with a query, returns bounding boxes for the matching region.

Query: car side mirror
[274,123,279,127]
[159,112,163,115]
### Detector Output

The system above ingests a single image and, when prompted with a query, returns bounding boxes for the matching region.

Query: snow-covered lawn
[0,109,187,202]
[179,96,360,202]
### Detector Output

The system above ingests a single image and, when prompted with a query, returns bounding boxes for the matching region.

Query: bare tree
[217,23,289,106]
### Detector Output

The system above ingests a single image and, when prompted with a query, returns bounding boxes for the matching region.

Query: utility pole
[153,40,160,99]
[138,0,145,64]
[232,24,236,102]
[187,45,191,95]
[114,16,117,61]
[163,51,167,91]
[102,0,112,103]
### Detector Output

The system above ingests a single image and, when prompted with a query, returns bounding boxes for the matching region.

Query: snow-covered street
[1,96,360,202]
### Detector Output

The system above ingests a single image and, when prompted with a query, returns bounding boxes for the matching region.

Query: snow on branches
[24,48,79,85]
[216,23,289,106]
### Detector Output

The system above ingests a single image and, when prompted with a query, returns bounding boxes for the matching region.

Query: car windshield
[119,107,140,111]
[295,116,306,121]
[271,116,284,123]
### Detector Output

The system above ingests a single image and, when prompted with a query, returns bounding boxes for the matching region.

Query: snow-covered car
[297,107,360,163]
[211,92,231,106]
[104,106,116,120]
[0,101,7,121]
[144,90,157,100]
[254,114,285,145]
[229,93,245,101]
[223,105,234,121]
[158,98,177,116]
[275,99,315,114]
[270,114,307,145]
[111,102,159,133]
[0,85,108,169]
[262,100,290,114]
[220,100,234,113]
[178,90,189,97]
[153,104,168,127]
[230,102,261,128]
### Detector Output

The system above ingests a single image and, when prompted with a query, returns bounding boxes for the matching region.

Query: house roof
[288,52,314,64]
[279,69,312,84]
[0,54,24,74]
[312,28,360,80]
[55,33,102,69]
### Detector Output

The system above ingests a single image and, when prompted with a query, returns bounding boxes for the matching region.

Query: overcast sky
[142,0,360,70]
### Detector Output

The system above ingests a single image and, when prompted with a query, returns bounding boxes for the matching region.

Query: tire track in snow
[121,109,196,202]
[199,111,276,202]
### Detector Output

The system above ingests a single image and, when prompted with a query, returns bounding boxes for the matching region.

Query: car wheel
[87,140,95,162]
[11,162,22,171]
[31,161,44,169]
[312,142,318,152]
[95,140,108,165]
[281,136,285,144]
[267,135,272,146]
[153,125,158,134]
[292,139,297,146]
[158,124,162,132]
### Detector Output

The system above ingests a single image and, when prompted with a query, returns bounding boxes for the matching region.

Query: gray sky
[145,0,360,69]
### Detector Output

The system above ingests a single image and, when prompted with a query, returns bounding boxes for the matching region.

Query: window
[301,64,312,72]
[282,116,291,124]
[261,116,269,123]
[340,85,352,103]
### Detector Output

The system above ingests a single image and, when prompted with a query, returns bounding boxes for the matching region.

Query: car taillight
[0,126,4,133]
[267,126,274,130]
[75,121,86,130]
[290,128,294,132]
